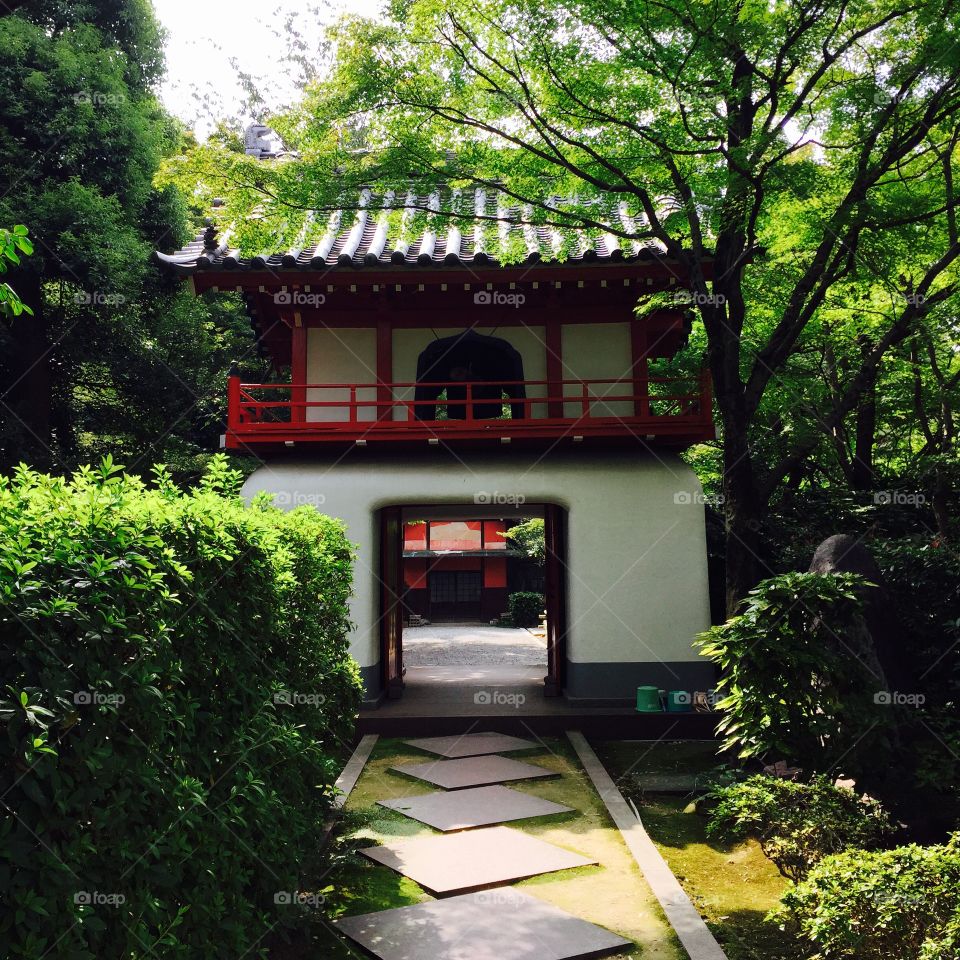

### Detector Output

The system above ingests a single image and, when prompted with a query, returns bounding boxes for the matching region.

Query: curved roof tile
[154,188,671,275]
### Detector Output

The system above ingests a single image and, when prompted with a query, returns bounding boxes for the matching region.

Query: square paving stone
[391,754,559,790]
[405,731,539,758]
[359,825,596,896]
[335,887,630,960]
[378,784,573,831]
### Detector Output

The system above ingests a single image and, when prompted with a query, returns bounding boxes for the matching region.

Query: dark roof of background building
[154,186,675,277]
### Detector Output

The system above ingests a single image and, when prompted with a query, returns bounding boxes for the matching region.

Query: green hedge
[778,836,960,959]
[696,572,893,779]
[508,591,544,628]
[0,457,361,959]
[707,775,895,881]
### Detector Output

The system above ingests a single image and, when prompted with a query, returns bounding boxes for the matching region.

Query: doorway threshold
[357,665,719,739]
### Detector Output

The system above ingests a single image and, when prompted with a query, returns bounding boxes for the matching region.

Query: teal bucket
[636,685,662,713]
[666,690,693,713]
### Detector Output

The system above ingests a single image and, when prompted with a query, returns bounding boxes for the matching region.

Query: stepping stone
[359,824,596,896]
[392,754,558,790]
[378,784,573,831]
[634,772,699,793]
[336,887,631,960]
[405,731,538,758]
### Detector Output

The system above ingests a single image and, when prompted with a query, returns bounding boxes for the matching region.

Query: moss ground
[595,741,800,960]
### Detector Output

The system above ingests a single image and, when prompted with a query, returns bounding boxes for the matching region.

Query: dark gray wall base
[359,663,384,709]
[564,660,717,706]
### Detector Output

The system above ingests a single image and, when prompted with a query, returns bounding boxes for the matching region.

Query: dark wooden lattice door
[380,506,404,699]
[543,504,568,696]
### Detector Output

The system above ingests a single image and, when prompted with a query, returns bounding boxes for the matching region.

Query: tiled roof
[154,186,674,276]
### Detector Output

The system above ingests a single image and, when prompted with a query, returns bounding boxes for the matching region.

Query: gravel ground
[403,623,547,666]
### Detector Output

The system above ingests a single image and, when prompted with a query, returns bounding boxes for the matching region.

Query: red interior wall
[403,558,428,589]
[484,558,507,587]
[483,520,508,549]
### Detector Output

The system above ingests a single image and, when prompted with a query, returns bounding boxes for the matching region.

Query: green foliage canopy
[0,456,361,959]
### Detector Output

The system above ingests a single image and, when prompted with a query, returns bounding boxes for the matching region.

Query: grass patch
[595,740,801,960]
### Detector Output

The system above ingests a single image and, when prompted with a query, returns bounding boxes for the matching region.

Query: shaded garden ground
[596,741,798,960]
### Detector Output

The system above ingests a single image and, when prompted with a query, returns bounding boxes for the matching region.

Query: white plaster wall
[241,450,711,686]
[561,322,634,418]
[392,326,548,421]
[305,327,377,422]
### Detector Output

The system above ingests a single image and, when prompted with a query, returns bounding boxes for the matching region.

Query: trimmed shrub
[707,774,895,881]
[0,457,361,959]
[778,836,960,959]
[508,591,544,628]
[696,572,894,777]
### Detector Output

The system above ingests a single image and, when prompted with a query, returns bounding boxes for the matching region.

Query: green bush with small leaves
[707,775,896,881]
[0,456,361,960]
[696,572,895,778]
[778,835,960,959]
[508,591,545,627]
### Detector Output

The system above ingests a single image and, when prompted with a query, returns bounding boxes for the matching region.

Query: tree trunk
[931,467,951,540]
[6,270,51,462]
[722,414,764,616]
[851,339,877,489]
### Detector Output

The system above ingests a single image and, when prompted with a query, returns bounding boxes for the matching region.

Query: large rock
[809,534,909,691]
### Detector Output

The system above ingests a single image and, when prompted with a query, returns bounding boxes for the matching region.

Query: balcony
[224,372,714,449]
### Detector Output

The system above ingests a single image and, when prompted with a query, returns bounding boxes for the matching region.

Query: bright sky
[153,0,383,137]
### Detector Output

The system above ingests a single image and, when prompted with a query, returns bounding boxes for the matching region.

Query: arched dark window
[414,331,526,421]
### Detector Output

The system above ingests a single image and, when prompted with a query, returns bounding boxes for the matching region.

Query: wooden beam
[631,321,650,418]
[291,325,307,422]
[546,319,564,419]
[376,317,393,422]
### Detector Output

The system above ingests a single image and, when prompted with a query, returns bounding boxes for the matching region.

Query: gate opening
[379,504,567,700]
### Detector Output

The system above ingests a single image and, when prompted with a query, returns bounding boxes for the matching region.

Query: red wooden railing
[224,372,714,447]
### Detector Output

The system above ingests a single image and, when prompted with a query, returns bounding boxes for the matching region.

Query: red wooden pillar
[376,317,393,421]
[290,318,307,423]
[227,369,241,429]
[631,320,650,419]
[545,319,564,418]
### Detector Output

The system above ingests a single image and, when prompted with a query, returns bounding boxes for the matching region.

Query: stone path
[360,824,598,895]
[335,731,632,960]
[377,784,572,831]
[392,753,561,789]
[405,731,538,757]
[403,624,547,667]
[337,888,630,960]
